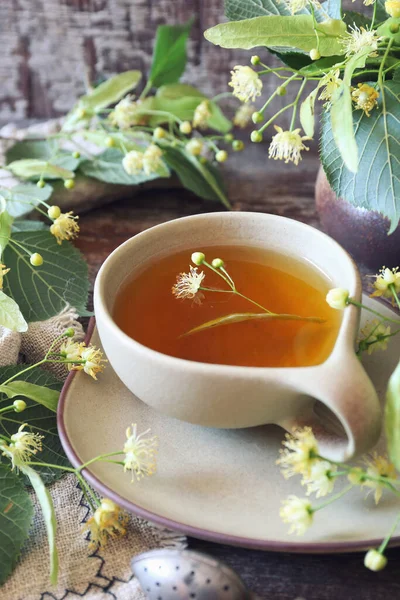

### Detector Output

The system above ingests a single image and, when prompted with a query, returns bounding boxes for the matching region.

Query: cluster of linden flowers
[103,94,246,180]
[325,266,400,356]
[226,4,395,166]
[277,427,397,571]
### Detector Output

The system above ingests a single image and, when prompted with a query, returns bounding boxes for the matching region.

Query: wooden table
[75,147,400,600]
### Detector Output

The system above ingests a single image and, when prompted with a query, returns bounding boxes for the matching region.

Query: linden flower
[371,267,400,299]
[193,100,211,129]
[385,0,400,17]
[302,460,337,498]
[287,0,321,14]
[122,150,144,175]
[268,126,310,166]
[352,83,379,117]
[341,26,381,57]
[60,339,85,364]
[50,211,80,245]
[186,138,203,156]
[83,498,129,551]
[142,144,163,176]
[326,288,349,310]
[276,427,319,479]
[233,103,255,128]
[123,423,158,482]
[318,70,341,109]
[360,320,391,355]
[0,264,10,290]
[1,423,44,469]
[80,346,107,380]
[280,496,313,535]
[363,453,397,504]
[172,265,205,300]
[229,66,263,103]
[109,95,146,129]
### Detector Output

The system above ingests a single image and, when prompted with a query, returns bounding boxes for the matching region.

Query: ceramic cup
[94,212,382,461]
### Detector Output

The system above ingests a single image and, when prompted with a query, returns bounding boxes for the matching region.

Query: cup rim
[94,211,361,375]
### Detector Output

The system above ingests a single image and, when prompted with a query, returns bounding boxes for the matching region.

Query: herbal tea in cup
[113,245,341,368]
[94,211,381,462]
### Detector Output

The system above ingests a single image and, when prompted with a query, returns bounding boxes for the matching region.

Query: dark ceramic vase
[315,166,400,272]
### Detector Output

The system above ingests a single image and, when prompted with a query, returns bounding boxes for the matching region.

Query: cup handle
[278,353,382,462]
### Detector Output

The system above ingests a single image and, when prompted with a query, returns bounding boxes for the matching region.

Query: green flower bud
[211,258,224,268]
[64,179,75,190]
[30,253,43,267]
[64,327,75,338]
[13,400,27,413]
[232,140,244,151]
[154,127,167,139]
[105,136,116,147]
[72,151,81,159]
[252,111,264,124]
[179,121,192,135]
[277,86,287,96]
[364,549,388,572]
[37,180,45,189]
[199,156,208,164]
[191,252,205,265]
[251,55,260,65]
[215,150,228,163]
[389,22,400,33]
[309,48,321,61]
[224,133,234,142]
[250,130,263,143]
[48,205,61,220]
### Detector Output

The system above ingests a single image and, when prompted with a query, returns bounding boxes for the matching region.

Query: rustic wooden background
[1,0,299,123]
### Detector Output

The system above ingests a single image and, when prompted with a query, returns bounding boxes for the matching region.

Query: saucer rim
[57,298,400,554]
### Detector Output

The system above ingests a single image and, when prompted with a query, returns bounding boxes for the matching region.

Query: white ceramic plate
[58,295,400,553]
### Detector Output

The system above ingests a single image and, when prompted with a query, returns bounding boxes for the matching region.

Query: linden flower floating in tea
[277,427,399,572]
[172,251,325,336]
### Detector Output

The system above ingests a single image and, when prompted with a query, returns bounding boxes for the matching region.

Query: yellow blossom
[318,70,341,109]
[109,95,147,129]
[142,144,163,176]
[1,423,44,469]
[186,138,203,156]
[359,320,391,355]
[371,267,400,300]
[229,66,263,103]
[302,460,337,498]
[341,26,381,57]
[276,427,319,479]
[233,103,255,128]
[172,265,205,301]
[268,126,310,166]
[123,423,158,482]
[352,83,379,117]
[280,496,313,535]
[60,339,85,364]
[0,264,10,290]
[83,498,129,551]
[122,150,144,175]
[363,453,397,504]
[385,0,400,17]
[288,0,321,13]
[80,346,107,380]
[50,211,79,244]
[192,100,211,129]
[60,341,106,380]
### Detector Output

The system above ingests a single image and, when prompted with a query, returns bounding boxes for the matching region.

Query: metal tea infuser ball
[131,549,261,599]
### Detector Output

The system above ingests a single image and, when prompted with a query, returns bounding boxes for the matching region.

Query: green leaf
[0,365,68,484]
[7,159,75,181]
[300,87,319,137]
[12,220,47,233]
[394,67,400,82]
[81,71,142,112]
[224,0,331,21]
[21,466,58,585]
[204,15,346,57]
[183,312,326,336]
[151,84,232,133]
[321,81,400,231]
[0,381,59,412]
[149,19,194,87]
[162,146,231,208]
[6,141,80,173]
[385,361,400,470]
[0,465,34,585]
[377,17,400,44]
[300,55,344,76]
[2,229,89,321]
[0,211,13,256]
[0,291,28,332]
[79,148,170,185]
[0,183,53,219]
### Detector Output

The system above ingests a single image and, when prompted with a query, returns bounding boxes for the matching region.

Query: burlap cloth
[0,309,187,600]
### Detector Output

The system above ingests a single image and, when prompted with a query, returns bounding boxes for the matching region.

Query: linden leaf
[300,87,319,138]
[7,159,75,181]
[0,465,34,585]
[183,312,325,336]
[0,291,28,332]
[0,381,59,413]
[0,182,53,219]
[0,210,13,256]
[223,0,335,21]
[149,19,194,87]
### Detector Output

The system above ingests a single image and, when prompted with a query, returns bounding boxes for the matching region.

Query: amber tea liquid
[113,245,341,368]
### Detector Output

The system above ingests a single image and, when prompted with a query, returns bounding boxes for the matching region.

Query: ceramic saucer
[58,295,400,552]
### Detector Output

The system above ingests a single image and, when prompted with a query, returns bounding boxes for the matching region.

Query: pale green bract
[385,361,400,471]
[0,381,59,413]
[0,291,28,332]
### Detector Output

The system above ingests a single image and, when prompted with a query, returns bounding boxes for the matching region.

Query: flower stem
[378,511,400,554]
[390,285,400,311]
[77,451,124,472]
[289,78,307,132]
[349,299,400,325]
[313,484,353,512]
